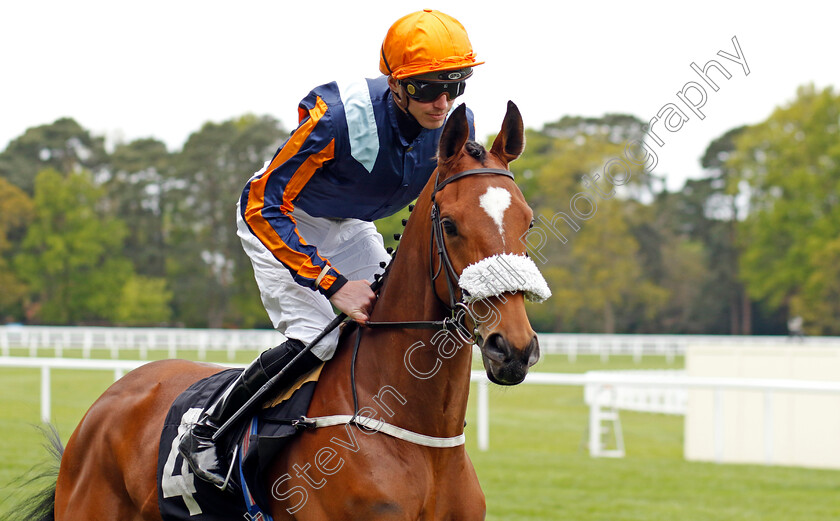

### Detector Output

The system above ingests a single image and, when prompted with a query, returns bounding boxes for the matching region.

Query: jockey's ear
[438,103,469,164]
[490,100,525,164]
[388,76,408,109]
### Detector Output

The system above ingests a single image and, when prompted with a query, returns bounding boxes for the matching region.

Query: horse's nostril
[525,335,540,367]
[482,333,509,363]
[483,333,540,369]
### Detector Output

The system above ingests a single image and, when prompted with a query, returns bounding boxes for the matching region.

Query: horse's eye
[529,219,535,230]
[442,219,458,237]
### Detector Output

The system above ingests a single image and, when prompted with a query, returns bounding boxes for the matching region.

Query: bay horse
[23,101,548,521]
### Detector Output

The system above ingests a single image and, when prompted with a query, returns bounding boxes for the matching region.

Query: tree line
[0,84,837,335]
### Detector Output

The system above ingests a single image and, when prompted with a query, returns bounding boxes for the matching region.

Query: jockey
[179,9,483,488]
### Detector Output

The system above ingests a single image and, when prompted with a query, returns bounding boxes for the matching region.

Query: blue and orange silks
[239,75,475,298]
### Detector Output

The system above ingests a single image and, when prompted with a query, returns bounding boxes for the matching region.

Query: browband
[432,168,514,201]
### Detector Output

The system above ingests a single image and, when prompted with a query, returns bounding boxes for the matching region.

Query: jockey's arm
[241,92,378,325]
[240,96,348,298]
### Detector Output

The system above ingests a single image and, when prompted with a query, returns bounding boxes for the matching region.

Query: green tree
[727,84,840,334]
[14,169,133,324]
[105,138,172,278]
[633,176,742,334]
[798,237,840,334]
[697,126,752,333]
[168,115,287,328]
[0,118,108,194]
[113,275,173,326]
[513,114,666,333]
[556,199,668,333]
[0,177,34,320]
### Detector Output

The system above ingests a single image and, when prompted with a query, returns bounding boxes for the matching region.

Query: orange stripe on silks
[318,273,338,292]
[244,97,337,283]
[281,139,334,213]
[259,96,329,183]
[282,139,337,274]
[278,139,336,281]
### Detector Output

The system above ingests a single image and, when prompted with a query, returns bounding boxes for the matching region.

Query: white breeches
[236,203,391,360]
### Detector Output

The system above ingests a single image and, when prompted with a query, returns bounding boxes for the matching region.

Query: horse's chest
[270,437,484,520]
[356,453,485,520]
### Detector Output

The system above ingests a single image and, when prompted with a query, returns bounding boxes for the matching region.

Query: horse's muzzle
[479,333,539,385]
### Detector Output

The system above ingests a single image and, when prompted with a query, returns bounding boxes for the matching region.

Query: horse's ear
[490,100,525,164]
[438,104,470,164]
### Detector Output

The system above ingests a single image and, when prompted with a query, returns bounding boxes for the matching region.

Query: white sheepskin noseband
[458,253,551,303]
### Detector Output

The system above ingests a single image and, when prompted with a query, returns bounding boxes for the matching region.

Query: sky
[1,0,838,191]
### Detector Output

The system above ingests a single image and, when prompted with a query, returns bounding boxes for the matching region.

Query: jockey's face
[407,92,455,129]
[388,76,456,130]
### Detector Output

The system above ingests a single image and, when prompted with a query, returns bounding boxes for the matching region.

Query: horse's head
[430,101,551,385]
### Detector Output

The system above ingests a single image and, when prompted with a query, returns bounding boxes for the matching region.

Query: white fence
[575,370,840,463]
[0,325,283,360]
[0,357,160,424]
[4,325,839,362]
[5,356,840,466]
[583,370,687,415]
[538,333,840,363]
[472,369,840,462]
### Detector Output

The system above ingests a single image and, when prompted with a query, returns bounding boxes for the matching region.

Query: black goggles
[399,78,466,102]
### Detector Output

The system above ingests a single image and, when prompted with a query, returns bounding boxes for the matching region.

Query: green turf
[2,353,838,520]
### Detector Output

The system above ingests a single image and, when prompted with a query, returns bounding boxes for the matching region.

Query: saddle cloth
[157,364,322,521]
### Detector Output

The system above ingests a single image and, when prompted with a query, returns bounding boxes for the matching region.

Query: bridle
[347,167,516,427]
[429,168,515,311]
[365,167,516,335]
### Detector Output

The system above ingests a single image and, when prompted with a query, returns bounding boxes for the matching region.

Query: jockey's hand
[330,279,377,324]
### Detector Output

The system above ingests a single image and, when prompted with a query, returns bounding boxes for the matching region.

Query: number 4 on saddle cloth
[157,365,321,521]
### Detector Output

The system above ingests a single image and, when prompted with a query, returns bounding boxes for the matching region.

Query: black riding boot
[177,338,322,489]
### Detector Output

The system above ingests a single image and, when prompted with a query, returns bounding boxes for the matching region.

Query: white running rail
[4,357,840,463]
[0,325,283,360]
[470,369,840,460]
[4,325,839,362]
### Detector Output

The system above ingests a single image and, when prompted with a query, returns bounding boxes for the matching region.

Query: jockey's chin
[409,96,455,129]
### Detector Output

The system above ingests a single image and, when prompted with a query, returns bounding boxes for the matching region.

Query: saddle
[157,364,323,521]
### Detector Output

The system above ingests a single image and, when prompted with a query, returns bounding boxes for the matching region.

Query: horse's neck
[345,218,473,438]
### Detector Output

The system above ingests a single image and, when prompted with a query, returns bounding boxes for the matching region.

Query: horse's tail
[0,425,63,521]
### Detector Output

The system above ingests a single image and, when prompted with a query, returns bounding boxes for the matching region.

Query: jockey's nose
[431,92,450,108]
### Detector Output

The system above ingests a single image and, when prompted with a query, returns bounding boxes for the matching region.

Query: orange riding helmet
[379,9,484,80]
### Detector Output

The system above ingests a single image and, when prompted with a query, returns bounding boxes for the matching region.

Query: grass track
[1,350,838,520]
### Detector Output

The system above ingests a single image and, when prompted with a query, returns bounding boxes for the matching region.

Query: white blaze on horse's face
[478,186,512,241]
